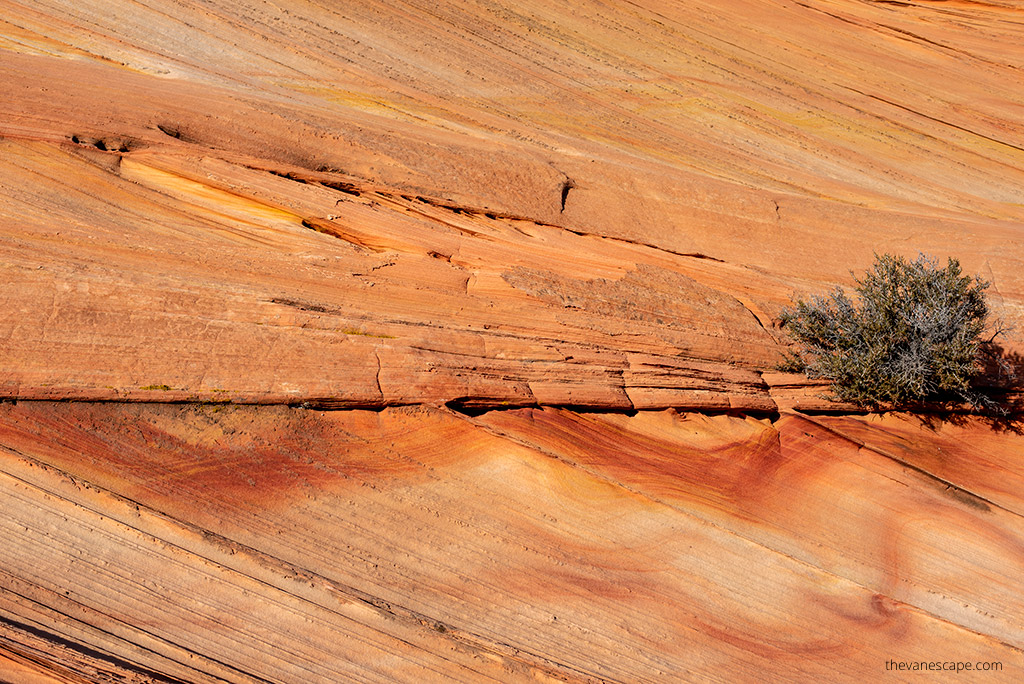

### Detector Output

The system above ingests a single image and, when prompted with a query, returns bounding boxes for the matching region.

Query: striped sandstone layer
[0,402,1022,681]
[2,0,1024,681]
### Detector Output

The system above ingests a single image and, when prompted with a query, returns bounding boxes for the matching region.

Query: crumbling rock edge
[4,377,1019,419]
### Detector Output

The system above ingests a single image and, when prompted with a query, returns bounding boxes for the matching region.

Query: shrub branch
[780,253,1007,411]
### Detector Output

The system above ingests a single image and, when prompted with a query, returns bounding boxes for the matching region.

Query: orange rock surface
[1,402,1022,681]
[1,0,1023,681]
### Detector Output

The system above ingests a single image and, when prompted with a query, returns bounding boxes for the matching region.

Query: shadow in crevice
[977,340,1023,390]
[974,340,1023,433]
[913,340,1023,434]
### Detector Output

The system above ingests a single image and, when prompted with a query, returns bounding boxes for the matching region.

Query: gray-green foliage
[780,253,994,408]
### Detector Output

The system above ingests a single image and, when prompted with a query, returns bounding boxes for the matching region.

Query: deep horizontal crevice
[444,398,787,421]
[2,396,771,420]
[781,394,1024,433]
[6,396,1023,428]
[444,399,535,417]
[290,399,404,411]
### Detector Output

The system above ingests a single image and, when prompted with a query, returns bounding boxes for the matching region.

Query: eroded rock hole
[560,179,575,212]
[157,124,182,140]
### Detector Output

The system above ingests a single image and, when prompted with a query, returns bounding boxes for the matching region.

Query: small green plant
[779,253,1003,409]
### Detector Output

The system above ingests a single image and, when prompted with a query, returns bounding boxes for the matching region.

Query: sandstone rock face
[1,402,1023,682]
[1,0,1023,681]
[3,0,1024,409]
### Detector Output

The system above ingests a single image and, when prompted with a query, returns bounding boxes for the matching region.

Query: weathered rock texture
[1,403,1023,682]
[1,0,1023,681]
[3,0,1024,410]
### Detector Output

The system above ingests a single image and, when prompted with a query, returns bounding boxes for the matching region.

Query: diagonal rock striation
[2,0,1024,681]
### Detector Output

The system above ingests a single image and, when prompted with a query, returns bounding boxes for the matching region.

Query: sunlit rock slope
[1,0,1023,681]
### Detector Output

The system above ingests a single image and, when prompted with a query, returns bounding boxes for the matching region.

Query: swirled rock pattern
[1,0,1023,681]
[1,403,1023,682]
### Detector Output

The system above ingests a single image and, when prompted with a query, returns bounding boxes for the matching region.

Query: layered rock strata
[0,402,1022,682]
[2,0,1024,681]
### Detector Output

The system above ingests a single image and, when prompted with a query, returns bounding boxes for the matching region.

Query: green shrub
[780,253,999,409]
